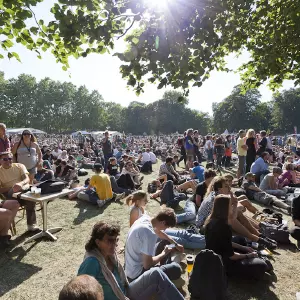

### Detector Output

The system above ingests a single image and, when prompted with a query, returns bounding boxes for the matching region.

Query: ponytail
[125,190,147,206]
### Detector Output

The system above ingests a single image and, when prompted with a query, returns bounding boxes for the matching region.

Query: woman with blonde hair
[245,129,257,173]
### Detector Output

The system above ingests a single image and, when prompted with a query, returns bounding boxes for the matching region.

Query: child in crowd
[126,190,148,227]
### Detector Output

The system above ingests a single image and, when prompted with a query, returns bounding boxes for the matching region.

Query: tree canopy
[0,72,211,134]
[1,0,299,95]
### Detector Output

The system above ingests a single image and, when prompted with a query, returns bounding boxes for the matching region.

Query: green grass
[0,162,299,300]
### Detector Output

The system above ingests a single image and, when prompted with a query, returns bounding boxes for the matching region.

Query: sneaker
[258,237,277,250]
[27,224,40,232]
[114,192,125,201]
[97,200,105,208]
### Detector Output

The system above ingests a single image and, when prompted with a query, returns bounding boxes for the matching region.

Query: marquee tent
[7,128,47,134]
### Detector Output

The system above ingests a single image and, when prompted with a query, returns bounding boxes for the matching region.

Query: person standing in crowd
[204,135,213,162]
[78,132,86,150]
[184,129,195,170]
[224,135,232,169]
[214,135,225,169]
[177,132,187,168]
[257,130,268,156]
[193,130,202,163]
[102,131,113,171]
[266,133,274,162]
[237,130,248,179]
[245,129,257,173]
[0,123,10,153]
[12,130,43,184]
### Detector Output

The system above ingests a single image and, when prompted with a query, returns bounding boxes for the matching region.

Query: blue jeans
[176,199,196,224]
[127,267,184,300]
[164,229,206,249]
[206,148,213,162]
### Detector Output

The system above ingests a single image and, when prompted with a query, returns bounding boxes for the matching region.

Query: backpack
[188,250,227,300]
[78,168,88,176]
[147,183,157,194]
[36,179,66,194]
[259,222,290,244]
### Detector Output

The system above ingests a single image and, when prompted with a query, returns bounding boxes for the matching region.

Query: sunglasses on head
[1,157,12,161]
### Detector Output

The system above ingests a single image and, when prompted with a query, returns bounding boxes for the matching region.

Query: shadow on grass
[73,199,124,225]
[0,254,42,297]
[228,277,280,300]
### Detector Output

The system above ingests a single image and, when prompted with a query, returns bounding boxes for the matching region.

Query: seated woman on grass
[205,194,272,280]
[77,221,184,300]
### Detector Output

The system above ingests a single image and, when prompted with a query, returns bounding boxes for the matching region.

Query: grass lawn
[0,162,299,300]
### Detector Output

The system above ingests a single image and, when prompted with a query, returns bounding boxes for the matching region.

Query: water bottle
[296,292,300,300]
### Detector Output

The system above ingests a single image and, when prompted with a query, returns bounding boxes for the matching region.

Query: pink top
[279,170,293,186]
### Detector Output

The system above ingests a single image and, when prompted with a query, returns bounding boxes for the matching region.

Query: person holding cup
[204,194,271,280]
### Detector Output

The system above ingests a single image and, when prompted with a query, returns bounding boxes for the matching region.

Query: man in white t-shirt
[125,208,183,281]
[138,149,152,173]
[51,146,62,160]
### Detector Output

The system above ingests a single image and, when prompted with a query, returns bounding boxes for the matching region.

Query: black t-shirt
[107,164,118,176]
[191,181,207,207]
[205,219,234,261]
[102,139,112,155]
[292,196,300,221]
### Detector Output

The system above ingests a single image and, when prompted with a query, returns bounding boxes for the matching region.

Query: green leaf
[62,66,68,71]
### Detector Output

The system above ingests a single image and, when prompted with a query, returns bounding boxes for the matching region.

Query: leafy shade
[1,0,300,95]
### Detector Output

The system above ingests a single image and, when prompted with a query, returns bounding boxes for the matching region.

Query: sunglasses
[103,237,119,245]
[1,157,12,161]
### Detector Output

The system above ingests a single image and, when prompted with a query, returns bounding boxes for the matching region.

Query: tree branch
[117,18,135,39]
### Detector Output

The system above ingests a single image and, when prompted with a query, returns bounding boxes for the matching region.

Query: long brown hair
[204,194,231,227]
[21,130,37,143]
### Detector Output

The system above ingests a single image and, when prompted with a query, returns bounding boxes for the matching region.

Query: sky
[0,0,295,115]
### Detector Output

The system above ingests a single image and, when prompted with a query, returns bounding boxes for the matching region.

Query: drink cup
[186,254,194,274]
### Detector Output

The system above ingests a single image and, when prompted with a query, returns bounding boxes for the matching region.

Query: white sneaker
[97,200,105,208]
[27,224,40,232]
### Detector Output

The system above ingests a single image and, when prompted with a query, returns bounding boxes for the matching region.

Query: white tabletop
[13,189,72,202]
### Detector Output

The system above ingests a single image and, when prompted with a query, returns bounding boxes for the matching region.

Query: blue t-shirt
[192,165,205,182]
[250,157,268,174]
[78,256,125,300]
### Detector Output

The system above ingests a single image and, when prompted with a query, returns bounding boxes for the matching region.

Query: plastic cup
[35,188,41,198]
[186,254,194,274]
[31,186,37,193]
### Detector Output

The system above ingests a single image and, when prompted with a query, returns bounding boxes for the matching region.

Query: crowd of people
[0,122,300,300]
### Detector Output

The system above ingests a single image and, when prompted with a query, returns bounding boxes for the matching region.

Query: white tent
[71,130,91,136]
[91,131,121,138]
[222,129,229,135]
[7,128,47,135]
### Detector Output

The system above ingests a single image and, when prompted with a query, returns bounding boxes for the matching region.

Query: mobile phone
[167,244,176,249]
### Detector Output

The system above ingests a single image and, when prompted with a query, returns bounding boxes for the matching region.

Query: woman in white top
[126,191,148,227]
[12,130,43,184]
